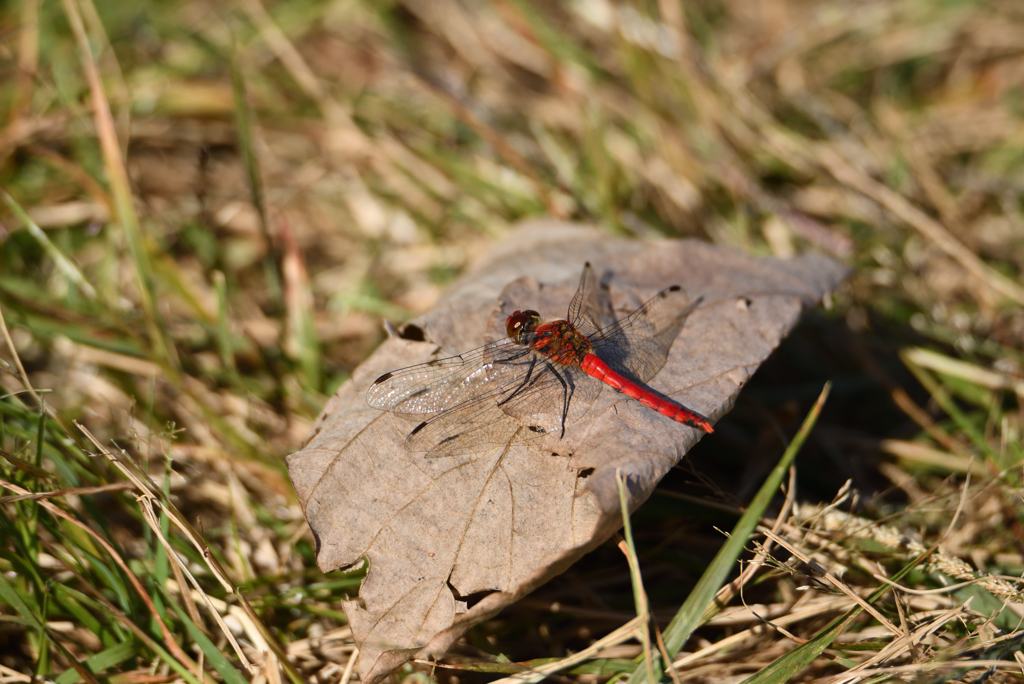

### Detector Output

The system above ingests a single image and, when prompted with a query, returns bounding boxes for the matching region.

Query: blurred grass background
[0,0,1023,681]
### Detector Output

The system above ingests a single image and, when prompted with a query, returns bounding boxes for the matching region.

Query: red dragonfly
[367,263,713,457]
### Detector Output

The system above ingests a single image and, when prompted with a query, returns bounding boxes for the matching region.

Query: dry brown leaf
[286,220,847,682]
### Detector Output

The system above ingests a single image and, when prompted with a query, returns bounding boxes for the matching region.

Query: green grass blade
[51,584,120,647]
[742,612,855,684]
[53,639,138,684]
[617,470,658,683]
[0,190,97,300]
[629,382,832,684]
[165,596,251,684]
[902,352,998,462]
[230,56,281,306]
[740,554,922,683]
[61,0,177,374]
[0,567,44,630]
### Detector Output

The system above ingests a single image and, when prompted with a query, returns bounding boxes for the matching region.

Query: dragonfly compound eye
[505,310,540,342]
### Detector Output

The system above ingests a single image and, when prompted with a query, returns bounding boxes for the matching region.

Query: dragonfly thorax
[506,309,540,343]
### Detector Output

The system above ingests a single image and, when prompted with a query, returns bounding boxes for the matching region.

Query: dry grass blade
[0,306,42,409]
[476,615,649,684]
[634,384,830,684]
[816,147,1024,307]
[0,476,194,669]
[878,439,986,476]
[760,528,903,638]
[73,421,309,682]
[904,347,1024,399]
[795,504,1024,605]
[59,0,176,370]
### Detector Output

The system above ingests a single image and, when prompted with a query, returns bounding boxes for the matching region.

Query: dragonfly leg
[496,353,538,408]
[542,360,571,439]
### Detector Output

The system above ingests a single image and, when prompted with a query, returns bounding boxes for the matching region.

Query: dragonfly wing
[405,400,514,457]
[493,362,600,436]
[406,400,545,458]
[402,361,600,457]
[590,285,702,384]
[366,339,529,416]
[397,360,593,456]
[566,262,604,338]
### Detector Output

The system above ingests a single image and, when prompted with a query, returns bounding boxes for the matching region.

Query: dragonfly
[367,263,713,458]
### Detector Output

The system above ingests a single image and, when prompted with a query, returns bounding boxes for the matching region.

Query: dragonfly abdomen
[580,354,713,433]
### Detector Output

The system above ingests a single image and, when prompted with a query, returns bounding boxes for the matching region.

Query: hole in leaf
[448,583,498,610]
[336,557,367,573]
[397,323,426,341]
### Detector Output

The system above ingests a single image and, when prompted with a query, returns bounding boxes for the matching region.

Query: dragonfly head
[506,310,540,343]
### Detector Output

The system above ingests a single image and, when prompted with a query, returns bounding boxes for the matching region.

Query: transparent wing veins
[587,284,701,384]
[366,339,527,416]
